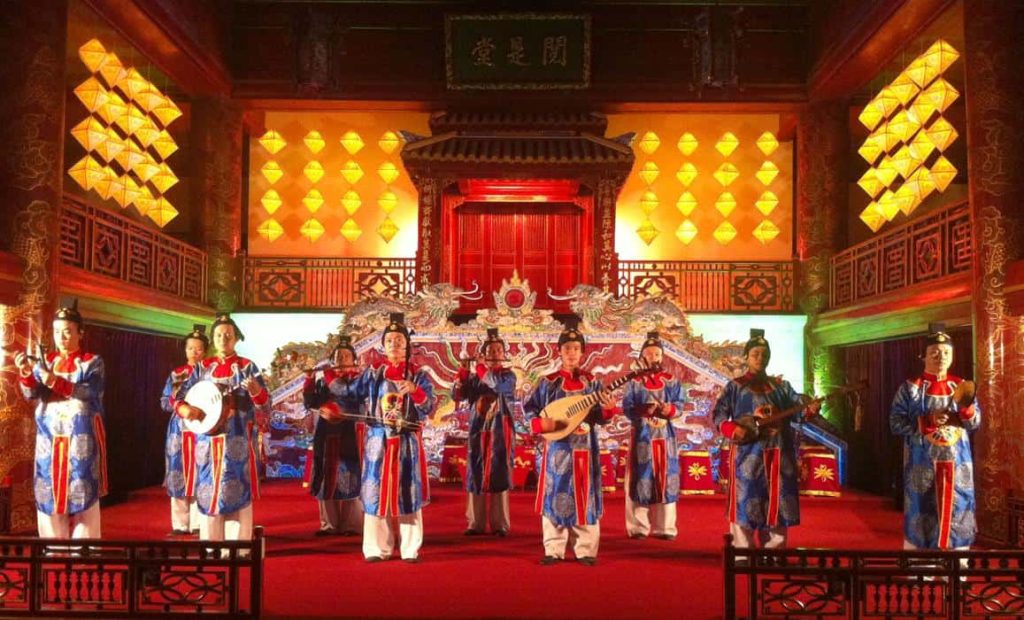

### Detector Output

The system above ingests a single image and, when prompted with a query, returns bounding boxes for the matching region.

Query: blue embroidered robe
[623,371,685,505]
[20,350,108,516]
[161,363,198,500]
[712,372,805,531]
[523,370,606,527]
[302,368,364,501]
[453,364,516,494]
[890,372,980,549]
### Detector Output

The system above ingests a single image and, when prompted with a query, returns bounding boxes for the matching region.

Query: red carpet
[101,481,903,619]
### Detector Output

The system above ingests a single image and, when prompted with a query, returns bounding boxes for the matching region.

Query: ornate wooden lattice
[60,196,208,304]
[617,261,795,312]
[0,528,263,617]
[831,202,971,308]
[724,536,1024,619]
[243,256,417,309]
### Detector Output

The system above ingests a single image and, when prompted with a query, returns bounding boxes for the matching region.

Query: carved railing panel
[60,196,208,305]
[724,537,1024,619]
[0,528,263,617]
[243,256,417,309]
[617,261,795,312]
[830,202,971,308]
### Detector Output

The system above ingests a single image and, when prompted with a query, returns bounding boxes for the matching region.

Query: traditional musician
[452,327,516,537]
[523,320,616,566]
[712,328,819,549]
[890,323,980,550]
[175,314,271,542]
[338,313,436,563]
[622,332,685,540]
[302,334,365,537]
[16,297,108,539]
[159,324,207,536]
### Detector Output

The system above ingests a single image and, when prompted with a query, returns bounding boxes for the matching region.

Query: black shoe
[365,556,387,563]
[167,529,190,537]
[539,555,560,566]
[403,557,420,564]
[577,557,598,567]
[339,529,360,537]
[464,529,484,536]
[494,530,508,537]
[628,533,647,540]
[315,529,336,537]
[653,534,676,541]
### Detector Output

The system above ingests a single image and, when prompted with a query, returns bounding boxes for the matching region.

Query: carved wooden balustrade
[0,528,263,617]
[60,196,208,305]
[830,201,971,308]
[724,535,1024,619]
[243,256,417,309]
[617,260,796,312]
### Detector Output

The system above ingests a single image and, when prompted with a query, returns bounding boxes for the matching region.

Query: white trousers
[199,504,253,541]
[363,510,423,560]
[318,498,364,533]
[625,495,678,537]
[541,515,600,559]
[170,497,200,532]
[466,491,510,533]
[730,522,787,549]
[37,503,101,539]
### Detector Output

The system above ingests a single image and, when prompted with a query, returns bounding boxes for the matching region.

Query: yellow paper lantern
[877,190,900,221]
[755,191,779,216]
[258,130,286,155]
[96,91,128,126]
[133,186,156,216]
[111,175,143,208]
[300,218,326,243]
[858,103,885,132]
[929,156,957,191]
[891,145,923,179]
[675,163,698,187]
[133,85,167,113]
[341,161,364,184]
[714,192,737,217]
[304,161,325,183]
[78,39,108,72]
[713,221,737,245]
[715,132,739,157]
[635,218,659,245]
[340,218,363,242]
[116,67,150,101]
[677,132,698,156]
[303,189,325,212]
[919,40,960,81]
[857,169,886,199]
[378,162,400,184]
[752,220,780,245]
[150,162,179,193]
[261,161,283,184]
[114,142,149,172]
[907,131,936,161]
[73,77,110,113]
[68,155,108,190]
[859,203,886,232]
[96,53,127,89]
[638,131,661,154]
[893,183,919,216]
[377,217,399,243]
[111,102,148,135]
[909,96,938,126]
[639,190,659,214]
[132,158,161,183]
[755,161,779,186]
[713,162,739,187]
[888,72,919,106]
[92,166,120,199]
[303,131,326,154]
[152,130,178,160]
[151,99,182,127]
[93,128,126,163]
[675,219,698,245]
[258,218,284,242]
[378,190,398,213]
[874,156,899,186]
[924,116,958,151]
[146,197,179,227]
[675,192,697,216]
[341,131,365,154]
[858,134,885,164]
[261,189,282,214]
[132,120,161,148]
[904,57,934,89]
[904,168,937,203]
[638,162,660,185]
[867,86,901,121]
[378,131,401,154]
[70,117,109,151]
[342,190,362,215]
[755,132,779,156]
[887,109,920,144]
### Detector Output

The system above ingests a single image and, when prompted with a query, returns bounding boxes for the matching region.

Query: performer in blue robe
[453,327,516,536]
[302,334,365,537]
[175,314,271,542]
[524,320,616,566]
[712,328,819,549]
[160,324,207,536]
[16,297,107,539]
[338,313,436,562]
[890,323,980,549]
[622,332,685,540]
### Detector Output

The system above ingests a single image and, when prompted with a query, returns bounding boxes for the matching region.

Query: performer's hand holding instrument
[926,378,976,428]
[182,371,265,435]
[539,363,660,441]
[731,381,867,445]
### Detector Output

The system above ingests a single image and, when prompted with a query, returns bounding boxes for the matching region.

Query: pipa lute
[539,364,660,441]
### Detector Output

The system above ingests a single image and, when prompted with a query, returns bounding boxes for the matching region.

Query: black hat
[558,317,586,350]
[925,322,953,348]
[381,312,410,345]
[483,327,505,348]
[182,324,209,349]
[54,297,83,326]
[641,331,663,351]
[744,328,770,356]
[211,313,245,341]
[334,333,356,357]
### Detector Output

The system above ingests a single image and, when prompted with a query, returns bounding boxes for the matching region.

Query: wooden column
[963,0,1024,546]
[0,0,68,532]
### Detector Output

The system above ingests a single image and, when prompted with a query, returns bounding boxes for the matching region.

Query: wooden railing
[0,528,263,617]
[617,260,796,312]
[724,535,1024,619]
[830,201,971,308]
[242,256,417,310]
[60,196,208,304]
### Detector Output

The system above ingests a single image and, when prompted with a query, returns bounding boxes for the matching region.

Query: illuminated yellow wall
[248,111,431,257]
[607,114,793,262]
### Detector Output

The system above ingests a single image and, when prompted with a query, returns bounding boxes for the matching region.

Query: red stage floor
[102,481,903,619]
